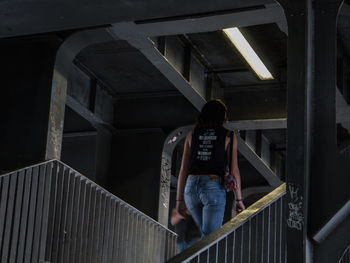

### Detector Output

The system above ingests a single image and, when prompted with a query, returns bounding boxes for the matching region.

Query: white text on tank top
[197,129,217,161]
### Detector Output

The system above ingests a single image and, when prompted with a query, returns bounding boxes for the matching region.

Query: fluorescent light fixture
[223,27,274,80]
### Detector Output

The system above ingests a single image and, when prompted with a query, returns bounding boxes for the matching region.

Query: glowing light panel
[223,27,274,80]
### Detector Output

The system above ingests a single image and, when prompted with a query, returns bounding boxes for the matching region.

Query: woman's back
[188,126,229,177]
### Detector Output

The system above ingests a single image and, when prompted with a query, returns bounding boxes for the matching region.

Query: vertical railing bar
[274,201,277,263]
[101,196,111,262]
[262,209,265,263]
[91,189,102,263]
[31,163,48,263]
[43,162,58,262]
[50,163,65,263]
[125,209,135,263]
[130,209,137,263]
[283,195,287,263]
[61,169,76,263]
[267,204,271,262]
[136,211,142,262]
[205,244,209,263]
[170,232,175,262]
[9,170,25,263]
[16,168,32,263]
[153,223,157,263]
[158,226,164,263]
[0,175,2,247]
[131,211,137,263]
[153,220,158,263]
[119,204,129,262]
[56,167,71,263]
[139,217,144,263]
[161,228,167,263]
[80,179,91,263]
[128,209,135,263]
[155,224,161,263]
[131,209,137,263]
[112,200,121,262]
[75,178,87,263]
[86,185,97,263]
[122,205,130,263]
[255,214,259,263]
[232,229,236,262]
[158,225,163,263]
[142,217,148,263]
[168,226,173,263]
[248,218,252,263]
[224,235,228,263]
[165,230,169,262]
[106,198,117,263]
[278,198,283,262]
[240,225,244,263]
[1,172,18,263]
[0,174,10,258]
[134,214,141,263]
[97,192,107,262]
[68,175,82,262]
[106,199,115,262]
[24,166,40,263]
[147,221,152,262]
[81,181,93,263]
[38,162,53,263]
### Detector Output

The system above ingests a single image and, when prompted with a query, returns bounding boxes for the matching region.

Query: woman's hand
[176,200,188,217]
[236,200,245,214]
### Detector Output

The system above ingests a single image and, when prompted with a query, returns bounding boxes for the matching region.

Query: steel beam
[133,4,286,36]
[236,135,283,187]
[66,95,116,133]
[274,1,314,261]
[226,118,287,130]
[110,23,207,111]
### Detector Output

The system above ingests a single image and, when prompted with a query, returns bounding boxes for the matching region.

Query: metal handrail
[0,159,177,263]
[167,183,286,263]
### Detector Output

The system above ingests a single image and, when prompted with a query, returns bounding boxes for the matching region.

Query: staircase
[0,160,176,263]
[167,183,286,263]
[8,159,350,262]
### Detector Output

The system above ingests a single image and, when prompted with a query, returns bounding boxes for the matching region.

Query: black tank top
[188,126,229,177]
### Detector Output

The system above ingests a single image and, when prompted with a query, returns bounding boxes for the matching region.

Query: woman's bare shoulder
[185,131,193,147]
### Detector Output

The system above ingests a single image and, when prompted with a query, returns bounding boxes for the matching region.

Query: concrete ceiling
[76,40,178,95]
[62,1,350,148]
[0,0,275,38]
[2,1,350,149]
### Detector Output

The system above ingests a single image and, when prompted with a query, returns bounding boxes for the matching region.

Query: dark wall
[114,96,198,131]
[225,87,286,121]
[61,64,113,185]
[109,129,166,220]
[62,133,97,181]
[95,126,112,187]
[62,106,97,181]
[0,35,62,172]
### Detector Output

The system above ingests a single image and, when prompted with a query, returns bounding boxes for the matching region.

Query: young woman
[176,99,245,238]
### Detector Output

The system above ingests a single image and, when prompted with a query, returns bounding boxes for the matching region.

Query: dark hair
[195,99,228,127]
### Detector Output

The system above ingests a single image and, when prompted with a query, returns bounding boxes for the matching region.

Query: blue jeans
[184,176,226,238]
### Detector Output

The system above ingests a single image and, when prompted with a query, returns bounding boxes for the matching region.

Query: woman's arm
[176,132,192,216]
[231,133,245,213]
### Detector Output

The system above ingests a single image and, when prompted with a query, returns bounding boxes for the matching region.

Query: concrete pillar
[277,0,349,262]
